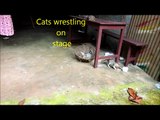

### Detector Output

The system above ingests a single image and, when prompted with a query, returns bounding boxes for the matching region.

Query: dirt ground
[0,28,159,105]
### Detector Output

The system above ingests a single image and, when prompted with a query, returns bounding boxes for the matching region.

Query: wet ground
[0,28,160,105]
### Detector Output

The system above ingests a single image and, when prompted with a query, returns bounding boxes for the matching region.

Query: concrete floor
[0,28,159,105]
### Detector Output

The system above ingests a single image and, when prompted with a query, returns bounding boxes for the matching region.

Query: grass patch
[1,82,159,105]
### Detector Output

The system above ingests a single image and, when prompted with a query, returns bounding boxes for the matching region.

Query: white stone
[122,67,128,72]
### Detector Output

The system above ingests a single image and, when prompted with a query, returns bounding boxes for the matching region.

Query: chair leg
[132,47,141,65]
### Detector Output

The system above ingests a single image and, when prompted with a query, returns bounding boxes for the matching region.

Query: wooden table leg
[133,47,141,65]
[94,27,102,68]
[116,28,125,63]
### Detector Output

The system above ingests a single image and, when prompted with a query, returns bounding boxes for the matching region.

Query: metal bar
[126,15,160,81]
[146,16,160,74]
[151,49,160,79]
[154,65,160,81]
[127,16,136,38]
[141,15,157,72]
[134,15,144,40]
[130,15,139,39]
[149,29,160,77]
[136,15,148,63]
[136,15,152,72]
[137,15,147,42]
